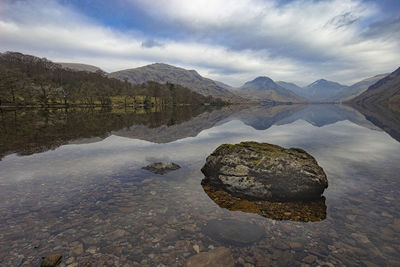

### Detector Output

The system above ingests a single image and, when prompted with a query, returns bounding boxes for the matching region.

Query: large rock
[201,142,328,201]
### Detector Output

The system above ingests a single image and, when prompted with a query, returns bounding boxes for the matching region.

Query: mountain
[236,76,306,103]
[303,79,349,101]
[277,81,305,96]
[351,67,400,106]
[329,74,388,102]
[108,63,241,102]
[58,62,105,73]
[0,51,224,107]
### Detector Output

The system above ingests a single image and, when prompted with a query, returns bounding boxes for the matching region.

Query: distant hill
[58,62,105,73]
[303,79,349,101]
[329,74,388,102]
[108,63,241,102]
[351,67,400,105]
[235,76,306,103]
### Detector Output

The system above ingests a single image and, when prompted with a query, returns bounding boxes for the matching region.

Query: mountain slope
[58,62,105,73]
[236,76,306,103]
[351,67,400,105]
[277,81,305,97]
[108,63,240,102]
[303,79,349,101]
[329,74,388,102]
[214,80,233,90]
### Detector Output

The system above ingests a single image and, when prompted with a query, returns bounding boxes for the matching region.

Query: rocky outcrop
[201,142,328,201]
[142,162,180,174]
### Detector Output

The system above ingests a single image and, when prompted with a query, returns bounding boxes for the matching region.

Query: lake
[1,104,400,266]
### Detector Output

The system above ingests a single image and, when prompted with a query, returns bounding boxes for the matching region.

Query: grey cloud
[325,12,359,29]
[363,15,400,39]
[141,39,164,48]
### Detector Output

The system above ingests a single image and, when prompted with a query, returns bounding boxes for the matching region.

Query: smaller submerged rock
[186,247,235,267]
[142,162,181,174]
[203,219,265,245]
[201,141,328,201]
[41,254,62,267]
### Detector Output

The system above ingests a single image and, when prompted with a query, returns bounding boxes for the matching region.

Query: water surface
[1,104,400,266]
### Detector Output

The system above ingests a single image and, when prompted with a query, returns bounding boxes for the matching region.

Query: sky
[1,0,399,86]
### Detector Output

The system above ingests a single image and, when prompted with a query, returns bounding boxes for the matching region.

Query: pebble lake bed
[1,104,400,266]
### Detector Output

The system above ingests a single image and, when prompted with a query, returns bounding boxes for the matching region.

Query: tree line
[0,52,225,107]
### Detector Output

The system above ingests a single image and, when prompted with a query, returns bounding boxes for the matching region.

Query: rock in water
[142,162,180,174]
[201,142,328,201]
[186,247,235,267]
[41,254,62,267]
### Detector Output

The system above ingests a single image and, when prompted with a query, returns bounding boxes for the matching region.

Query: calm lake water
[1,104,400,266]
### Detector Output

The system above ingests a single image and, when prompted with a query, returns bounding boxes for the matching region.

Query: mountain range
[278,75,391,103]
[56,61,306,103]
[54,54,399,105]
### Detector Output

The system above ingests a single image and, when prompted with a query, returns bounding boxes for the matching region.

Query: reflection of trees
[0,106,212,159]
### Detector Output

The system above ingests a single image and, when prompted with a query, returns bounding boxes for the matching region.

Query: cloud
[363,15,400,39]
[141,39,164,48]
[326,12,359,29]
[0,0,399,86]
[130,0,400,84]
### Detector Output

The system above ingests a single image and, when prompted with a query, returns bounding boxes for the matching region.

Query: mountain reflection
[1,103,399,159]
[350,103,400,143]
[0,106,217,159]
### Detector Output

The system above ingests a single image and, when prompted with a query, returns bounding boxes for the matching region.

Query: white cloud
[132,0,400,84]
[0,0,399,86]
